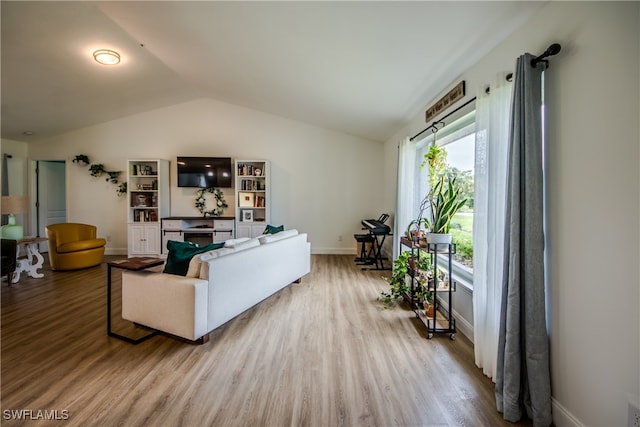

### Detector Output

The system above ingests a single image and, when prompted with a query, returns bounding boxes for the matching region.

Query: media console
[160,216,235,256]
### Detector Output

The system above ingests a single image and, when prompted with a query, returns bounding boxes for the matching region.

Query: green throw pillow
[263,224,284,235]
[163,240,224,276]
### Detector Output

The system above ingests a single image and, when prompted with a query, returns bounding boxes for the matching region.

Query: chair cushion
[57,238,107,254]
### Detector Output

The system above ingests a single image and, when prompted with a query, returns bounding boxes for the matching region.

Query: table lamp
[1,195,28,240]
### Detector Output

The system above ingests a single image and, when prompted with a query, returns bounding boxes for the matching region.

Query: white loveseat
[121,230,311,343]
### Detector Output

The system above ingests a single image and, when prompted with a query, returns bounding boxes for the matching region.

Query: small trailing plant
[420,143,448,189]
[105,171,121,184]
[379,250,430,307]
[72,154,90,165]
[73,154,126,197]
[116,181,127,196]
[88,163,106,177]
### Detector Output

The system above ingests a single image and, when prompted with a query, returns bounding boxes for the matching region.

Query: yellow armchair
[46,223,106,271]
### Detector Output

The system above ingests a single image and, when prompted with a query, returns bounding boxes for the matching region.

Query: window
[414,111,475,286]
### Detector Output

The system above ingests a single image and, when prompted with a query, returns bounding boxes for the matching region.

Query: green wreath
[195,188,228,217]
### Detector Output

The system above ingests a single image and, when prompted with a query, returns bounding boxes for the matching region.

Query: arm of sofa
[122,270,209,341]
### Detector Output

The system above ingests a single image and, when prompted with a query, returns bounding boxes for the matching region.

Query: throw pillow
[163,240,224,276]
[223,237,251,248]
[258,229,299,245]
[263,224,284,234]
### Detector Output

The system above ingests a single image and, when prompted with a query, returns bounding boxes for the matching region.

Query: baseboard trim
[311,247,357,255]
[105,248,128,256]
[551,398,583,427]
[436,297,473,342]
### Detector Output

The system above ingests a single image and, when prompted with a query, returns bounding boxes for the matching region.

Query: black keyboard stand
[354,232,391,271]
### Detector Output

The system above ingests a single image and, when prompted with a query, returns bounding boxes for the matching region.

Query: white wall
[383,2,640,426]
[27,98,384,255]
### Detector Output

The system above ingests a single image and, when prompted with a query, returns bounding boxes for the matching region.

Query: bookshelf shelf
[235,160,270,238]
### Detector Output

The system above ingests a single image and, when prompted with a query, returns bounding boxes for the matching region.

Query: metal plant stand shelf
[400,237,457,340]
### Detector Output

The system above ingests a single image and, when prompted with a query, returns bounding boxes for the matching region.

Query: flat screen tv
[177,157,232,188]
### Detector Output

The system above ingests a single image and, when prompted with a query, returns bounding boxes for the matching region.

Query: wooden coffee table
[107,257,165,344]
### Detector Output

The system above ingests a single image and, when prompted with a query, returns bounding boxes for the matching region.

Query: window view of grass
[450,212,473,268]
[443,136,475,270]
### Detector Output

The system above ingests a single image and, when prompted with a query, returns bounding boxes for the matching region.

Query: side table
[12,237,48,284]
[107,257,165,344]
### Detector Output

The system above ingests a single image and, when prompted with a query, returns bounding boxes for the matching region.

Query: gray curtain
[495,53,552,426]
[2,154,9,225]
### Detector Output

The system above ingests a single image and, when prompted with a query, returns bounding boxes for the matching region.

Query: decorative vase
[425,232,452,245]
[1,215,24,240]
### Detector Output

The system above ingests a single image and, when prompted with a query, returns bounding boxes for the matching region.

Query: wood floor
[1,254,532,427]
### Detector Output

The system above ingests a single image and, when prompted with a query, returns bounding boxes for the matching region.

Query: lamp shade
[1,196,28,240]
[1,195,28,215]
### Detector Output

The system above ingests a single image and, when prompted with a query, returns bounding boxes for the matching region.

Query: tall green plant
[410,143,448,237]
[424,176,468,234]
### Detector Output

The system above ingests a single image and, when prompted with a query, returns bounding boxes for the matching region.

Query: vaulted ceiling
[1,1,542,143]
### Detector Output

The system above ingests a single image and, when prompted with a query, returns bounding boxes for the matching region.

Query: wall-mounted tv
[177,157,233,188]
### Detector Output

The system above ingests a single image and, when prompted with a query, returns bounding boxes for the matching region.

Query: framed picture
[238,192,255,207]
[242,210,253,222]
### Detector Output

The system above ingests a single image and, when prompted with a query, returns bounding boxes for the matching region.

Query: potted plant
[423,175,468,244]
[379,250,430,307]
[405,218,427,242]
[406,143,449,244]
[423,290,435,318]
[420,143,448,189]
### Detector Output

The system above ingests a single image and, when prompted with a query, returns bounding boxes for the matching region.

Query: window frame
[414,111,476,290]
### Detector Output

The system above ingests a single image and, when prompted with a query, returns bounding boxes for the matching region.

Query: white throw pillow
[200,238,260,261]
[199,262,209,280]
[224,237,251,248]
[258,229,299,245]
[186,255,203,278]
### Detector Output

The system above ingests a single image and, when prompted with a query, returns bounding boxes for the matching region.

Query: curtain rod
[410,43,561,142]
[410,96,476,141]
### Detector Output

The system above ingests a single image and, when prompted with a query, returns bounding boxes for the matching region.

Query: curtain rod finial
[531,43,562,67]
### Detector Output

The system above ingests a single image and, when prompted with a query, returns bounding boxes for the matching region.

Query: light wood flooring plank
[1,254,532,426]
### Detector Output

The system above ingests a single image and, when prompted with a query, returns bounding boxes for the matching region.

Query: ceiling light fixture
[93,49,121,65]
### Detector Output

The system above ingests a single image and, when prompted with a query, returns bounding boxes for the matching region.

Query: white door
[37,161,66,253]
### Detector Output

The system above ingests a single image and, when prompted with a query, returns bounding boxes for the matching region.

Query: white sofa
[121,230,311,343]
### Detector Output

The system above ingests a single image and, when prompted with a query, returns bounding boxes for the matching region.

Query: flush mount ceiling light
[93,49,120,65]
